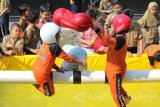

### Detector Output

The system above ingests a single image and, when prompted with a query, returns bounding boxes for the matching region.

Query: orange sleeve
[143,48,148,54]
[96,31,116,48]
[103,47,109,53]
[144,46,157,56]
[58,50,81,64]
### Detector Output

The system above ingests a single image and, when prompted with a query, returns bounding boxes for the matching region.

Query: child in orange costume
[94,14,131,107]
[143,44,160,68]
[32,22,87,96]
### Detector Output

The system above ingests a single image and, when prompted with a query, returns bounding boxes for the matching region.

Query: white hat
[40,22,60,44]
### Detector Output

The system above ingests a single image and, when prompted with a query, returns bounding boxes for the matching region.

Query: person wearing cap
[93,14,132,107]
[32,22,87,96]
[144,44,160,68]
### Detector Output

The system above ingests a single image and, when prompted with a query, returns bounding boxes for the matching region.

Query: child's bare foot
[123,95,131,105]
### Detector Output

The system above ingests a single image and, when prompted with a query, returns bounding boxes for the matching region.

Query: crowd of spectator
[77,0,160,58]
[0,0,159,65]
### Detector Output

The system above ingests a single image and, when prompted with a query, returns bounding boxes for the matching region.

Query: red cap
[112,14,131,33]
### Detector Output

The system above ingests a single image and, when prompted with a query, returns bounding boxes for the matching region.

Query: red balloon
[52,8,93,32]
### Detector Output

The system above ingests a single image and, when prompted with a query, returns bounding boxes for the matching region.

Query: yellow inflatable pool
[0,55,160,107]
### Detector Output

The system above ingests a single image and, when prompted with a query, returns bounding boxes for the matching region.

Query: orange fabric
[144,45,160,56]
[19,30,24,38]
[19,17,29,38]
[33,73,55,96]
[97,32,127,73]
[103,47,109,53]
[106,71,127,107]
[19,17,23,25]
[97,32,116,48]
[33,43,76,96]
[97,31,127,107]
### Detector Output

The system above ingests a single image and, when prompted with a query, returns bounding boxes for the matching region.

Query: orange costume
[97,32,128,107]
[144,44,160,66]
[33,43,79,96]
[19,17,29,38]
[96,14,131,107]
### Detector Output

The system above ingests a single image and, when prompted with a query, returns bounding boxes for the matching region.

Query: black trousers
[0,13,10,42]
[127,46,137,53]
